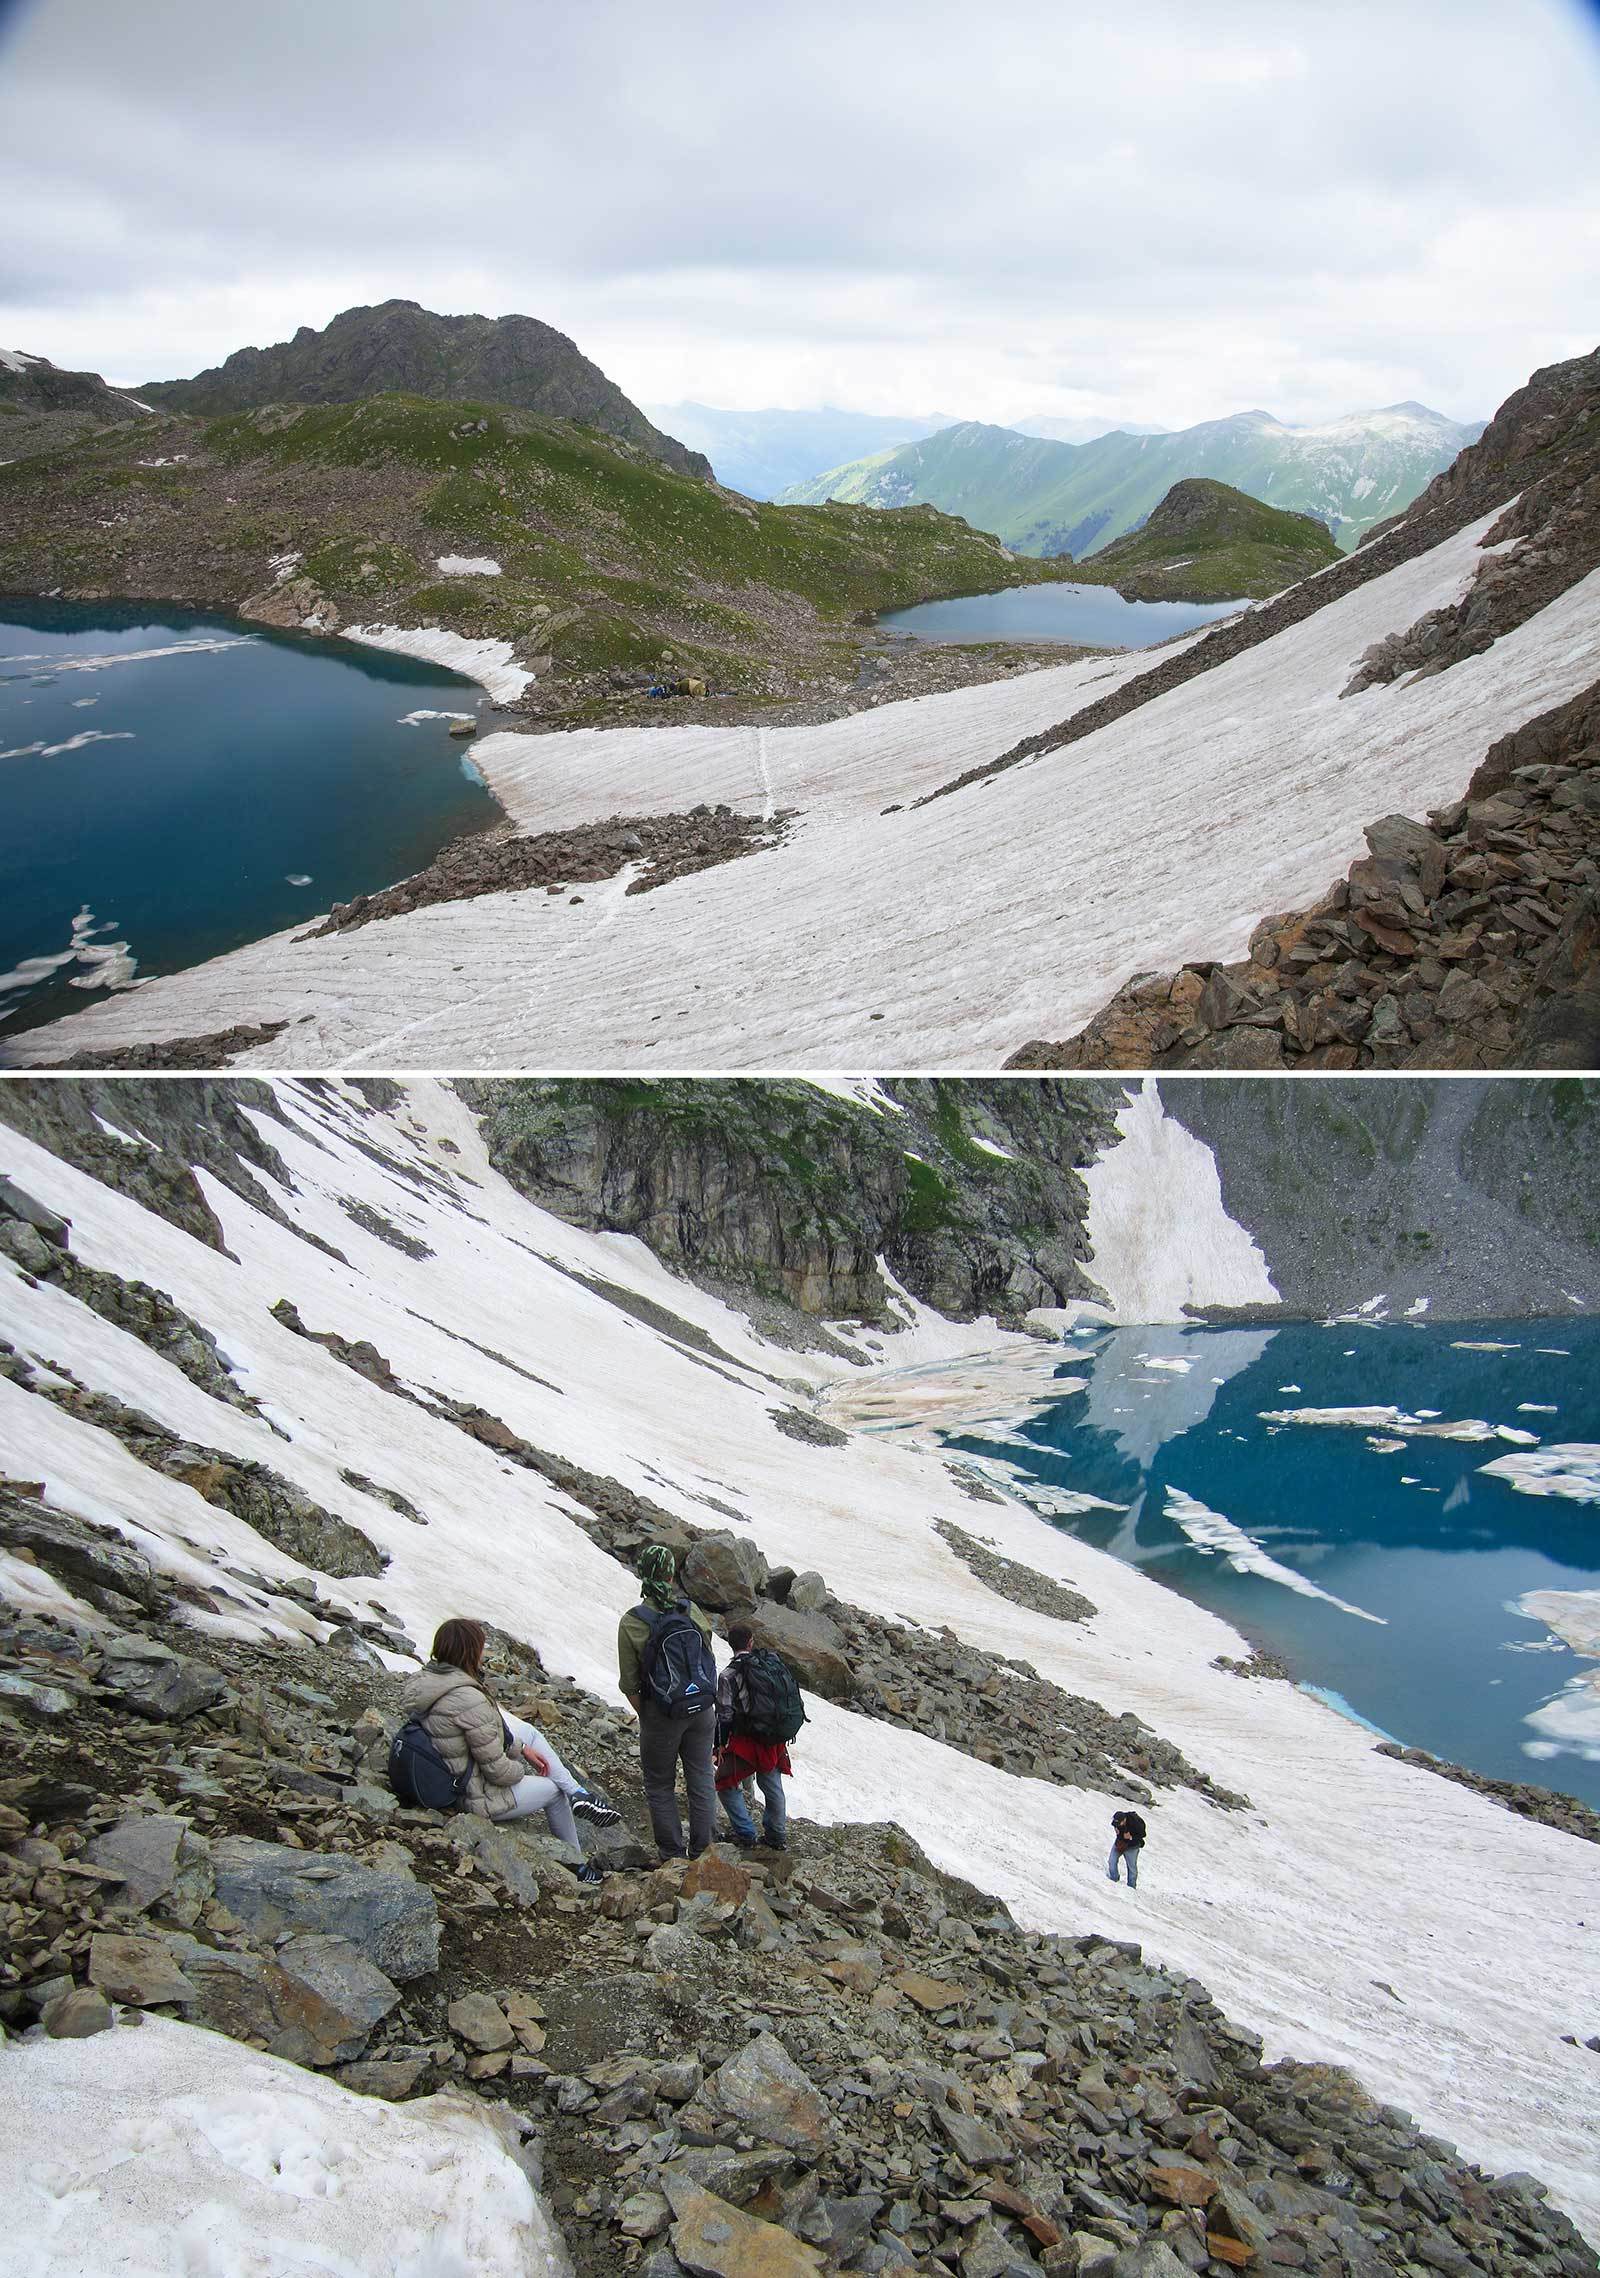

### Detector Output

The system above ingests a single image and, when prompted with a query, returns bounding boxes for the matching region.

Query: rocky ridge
[135,301,712,482]
[1007,680,1600,1071]
[0,1535,1593,2278]
[1065,481,1340,603]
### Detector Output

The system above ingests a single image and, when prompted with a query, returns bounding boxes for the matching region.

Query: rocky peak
[136,300,711,480]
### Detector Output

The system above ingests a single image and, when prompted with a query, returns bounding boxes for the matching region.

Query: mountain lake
[0,600,499,1040]
[938,1317,1600,1808]
[879,581,1248,647]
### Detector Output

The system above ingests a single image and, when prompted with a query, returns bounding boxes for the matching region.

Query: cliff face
[463,1078,1119,1325]
[1159,1076,1600,1317]
[138,300,711,481]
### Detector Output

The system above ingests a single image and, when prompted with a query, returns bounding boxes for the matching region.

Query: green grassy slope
[0,393,1073,699]
[1070,478,1341,600]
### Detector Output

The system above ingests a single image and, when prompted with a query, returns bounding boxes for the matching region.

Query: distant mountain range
[643,402,1165,498]
[137,300,710,480]
[779,402,1486,554]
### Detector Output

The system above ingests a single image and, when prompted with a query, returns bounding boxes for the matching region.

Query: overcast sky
[2,0,1597,430]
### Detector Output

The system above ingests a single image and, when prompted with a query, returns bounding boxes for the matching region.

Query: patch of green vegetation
[304,536,420,591]
[899,1152,960,1233]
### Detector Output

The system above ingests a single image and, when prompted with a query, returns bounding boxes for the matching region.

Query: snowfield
[10,508,1600,1070]
[6,2014,571,2278]
[0,1080,1596,2244]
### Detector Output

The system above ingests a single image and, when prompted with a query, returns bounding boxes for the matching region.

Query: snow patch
[1081,1080,1278,1324]
[436,554,503,577]
[0,348,43,374]
[343,623,533,703]
[2,2014,571,2278]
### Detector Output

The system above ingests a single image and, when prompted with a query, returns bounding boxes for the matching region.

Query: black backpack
[638,1604,718,1717]
[738,1648,807,1743]
[387,1716,472,1811]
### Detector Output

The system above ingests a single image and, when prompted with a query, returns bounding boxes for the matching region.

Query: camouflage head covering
[637,1542,679,1612]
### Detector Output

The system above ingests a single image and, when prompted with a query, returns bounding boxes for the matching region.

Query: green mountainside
[781,402,1481,556]
[1072,477,1341,599]
[0,392,1067,705]
[138,300,711,481]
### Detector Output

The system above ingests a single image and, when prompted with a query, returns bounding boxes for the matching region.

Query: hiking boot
[571,1792,622,1828]
[570,1860,606,1885]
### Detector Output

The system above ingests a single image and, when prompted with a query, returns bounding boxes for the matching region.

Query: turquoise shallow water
[879,582,1246,647]
[945,1318,1600,1806]
[0,600,499,1039]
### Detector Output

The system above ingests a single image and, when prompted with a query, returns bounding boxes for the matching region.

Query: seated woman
[402,1616,618,1882]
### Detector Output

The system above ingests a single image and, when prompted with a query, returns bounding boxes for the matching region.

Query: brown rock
[41,1985,116,2038]
[894,1970,973,2013]
[706,2032,829,2156]
[666,2176,826,2277]
[682,1852,754,1905]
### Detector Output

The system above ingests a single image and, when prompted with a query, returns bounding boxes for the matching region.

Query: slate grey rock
[210,1834,439,1980]
[933,2105,1014,2165]
[267,1932,401,2064]
[0,1672,75,1717]
[705,2031,829,2156]
[87,1814,213,1921]
[97,1634,229,1721]
[0,1497,165,1614]
[333,2057,429,2099]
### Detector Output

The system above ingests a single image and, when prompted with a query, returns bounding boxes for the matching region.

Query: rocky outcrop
[136,299,713,481]
[0,1350,386,1578]
[466,1078,1119,1326]
[0,1077,303,1253]
[1009,678,1600,1073]
[305,807,788,939]
[0,348,156,460]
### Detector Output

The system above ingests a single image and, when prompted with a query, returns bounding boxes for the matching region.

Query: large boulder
[743,1602,854,1701]
[665,2175,826,2278]
[210,1835,439,1980]
[681,1534,769,1614]
[0,1496,166,1615]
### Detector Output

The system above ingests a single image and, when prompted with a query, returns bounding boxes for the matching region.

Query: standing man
[1108,1807,1146,1888]
[715,1624,804,1851]
[618,1544,719,1860]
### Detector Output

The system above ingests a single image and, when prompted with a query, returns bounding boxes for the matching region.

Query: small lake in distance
[879,582,1248,648]
[0,600,499,1040]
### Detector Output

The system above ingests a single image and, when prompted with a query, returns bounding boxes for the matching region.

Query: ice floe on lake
[1260,1405,1539,1446]
[1165,1487,1386,1622]
[399,707,476,726]
[0,728,136,761]
[1479,1444,1600,1506]
[0,638,251,676]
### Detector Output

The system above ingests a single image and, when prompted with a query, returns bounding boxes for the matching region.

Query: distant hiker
[1108,1808,1146,1888]
[618,1544,719,1860]
[715,1624,806,1850]
[396,1617,613,1883]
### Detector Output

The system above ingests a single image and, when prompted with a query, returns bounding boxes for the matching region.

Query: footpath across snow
[13,509,1600,1069]
[0,1079,1596,2242]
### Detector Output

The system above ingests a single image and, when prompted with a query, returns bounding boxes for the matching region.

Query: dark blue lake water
[945,1319,1600,1806]
[879,582,1246,648]
[0,600,499,1039]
